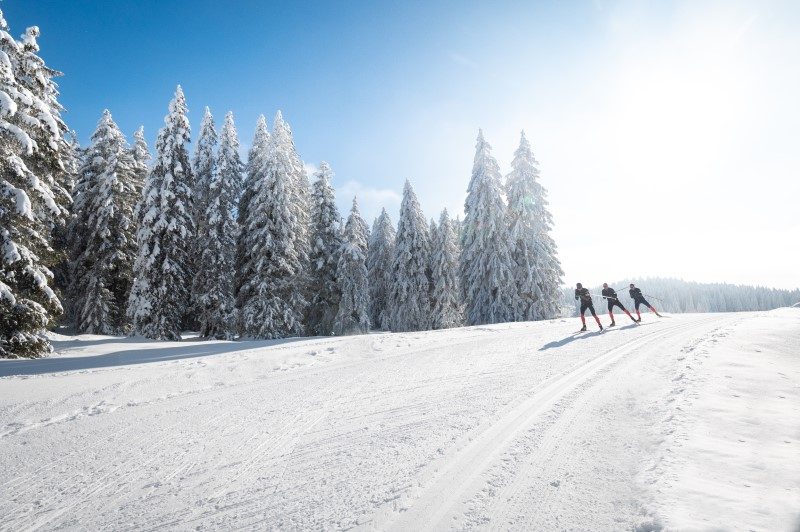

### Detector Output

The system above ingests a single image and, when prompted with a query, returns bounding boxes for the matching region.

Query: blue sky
[6,0,800,288]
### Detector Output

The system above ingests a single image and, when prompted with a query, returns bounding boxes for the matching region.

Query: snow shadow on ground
[0,337,308,377]
[538,322,644,351]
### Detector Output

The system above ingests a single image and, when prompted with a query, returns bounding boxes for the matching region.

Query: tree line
[0,9,563,358]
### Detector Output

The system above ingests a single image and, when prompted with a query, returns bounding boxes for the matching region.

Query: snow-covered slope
[1,311,798,530]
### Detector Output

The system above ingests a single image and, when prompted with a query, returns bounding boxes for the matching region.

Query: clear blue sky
[5,0,799,289]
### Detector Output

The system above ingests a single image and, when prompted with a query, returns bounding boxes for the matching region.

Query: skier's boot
[650,306,663,318]
[580,325,587,332]
[608,320,616,327]
[598,323,604,331]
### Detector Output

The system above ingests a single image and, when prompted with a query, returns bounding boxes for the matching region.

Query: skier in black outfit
[574,283,603,332]
[601,283,637,326]
[628,283,663,321]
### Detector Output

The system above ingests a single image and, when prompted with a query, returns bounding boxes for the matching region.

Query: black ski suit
[601,287,627,312]
[629,287,651,310]
[574,288,598,317]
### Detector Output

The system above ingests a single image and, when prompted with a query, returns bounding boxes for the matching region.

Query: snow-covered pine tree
[15,24,72,231]
[193,111,240,339]
[366,208,395,330]
[192,107,217,225]
[514,131,564,319]
[460,130,515,325]
[131,125,151,187]
[431,209,462,329]
[387,181,432,332]
[506,130,543,321]
[234,115,269,310]
[237,111,307,338]
[0,12,71,357]
[127,86,194,340]
[305,161,343,336]
[68,110,139,334]
[334,198,370,335]
[189,106,217,323]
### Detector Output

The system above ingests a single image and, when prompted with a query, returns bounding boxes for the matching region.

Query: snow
[0,310,798,530]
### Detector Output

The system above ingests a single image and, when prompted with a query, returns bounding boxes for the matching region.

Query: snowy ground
[1,310,798,530]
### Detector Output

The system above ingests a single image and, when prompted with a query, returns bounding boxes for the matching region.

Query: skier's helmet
[629,283,635,288]
[576,282,583,289]
[602,283,608,288]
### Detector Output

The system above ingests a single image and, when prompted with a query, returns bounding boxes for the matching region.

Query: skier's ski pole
[643,294,665,302]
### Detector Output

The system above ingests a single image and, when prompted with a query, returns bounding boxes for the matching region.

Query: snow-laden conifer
[305,161,342,335]
[334,198,370,335]
[431,209,462,329]
[507,132,563,319]
[127,86,194,340]
[387,181,431,332]
[193,111,240,339]
[68,110,139,334]
[366,208,395,330]
[131,126,150,185]
[460,130,515,325]
[192,107,217,237]
[234,115,269,308]
[189,107,217,321]
[0,12,70,357]
[237,111,307,338]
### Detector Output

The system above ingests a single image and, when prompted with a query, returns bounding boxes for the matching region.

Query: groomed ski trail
[374,315,729,530]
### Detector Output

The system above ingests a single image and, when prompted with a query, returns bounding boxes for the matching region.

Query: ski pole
[643,294,665,302]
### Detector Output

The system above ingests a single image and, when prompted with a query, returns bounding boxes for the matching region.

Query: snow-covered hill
[1,310,798,530]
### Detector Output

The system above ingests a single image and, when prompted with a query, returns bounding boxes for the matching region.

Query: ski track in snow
[0,311,798,530]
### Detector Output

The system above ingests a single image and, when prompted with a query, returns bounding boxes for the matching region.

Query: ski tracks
[374,315,732,531]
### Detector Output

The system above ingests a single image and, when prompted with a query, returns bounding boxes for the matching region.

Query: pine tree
[334,198,370,335]
[509,132,563,319]
[68,110,140,334]
[366,208,395,330]
[194,111,240,339]
[127,86,194,340]
[306,161,343,336]
[237,111,307,338]
[192,107,217,225]
[460,130,515,325]
[190,107,217,322]
[234,115,269,309]
[387,181,431,332]
[131,125,151,187]
[431,209,462,329]
[0,12,70,357]
[506,130,543,321]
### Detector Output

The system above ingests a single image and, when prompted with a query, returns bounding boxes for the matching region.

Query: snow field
[0,310,798,530]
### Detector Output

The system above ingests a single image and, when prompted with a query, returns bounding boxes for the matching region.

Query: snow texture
[0,310,797,530]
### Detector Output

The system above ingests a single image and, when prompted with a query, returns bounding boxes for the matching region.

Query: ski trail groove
[379,316,719,531]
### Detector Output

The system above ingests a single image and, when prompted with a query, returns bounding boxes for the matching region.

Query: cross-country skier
[575,283,603,332]
[601,283,637,326]
[628,283,663,321]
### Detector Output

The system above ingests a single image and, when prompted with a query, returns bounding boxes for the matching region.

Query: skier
[574,283,603,332]
[601,283,637,326]
[628,283,663,321]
